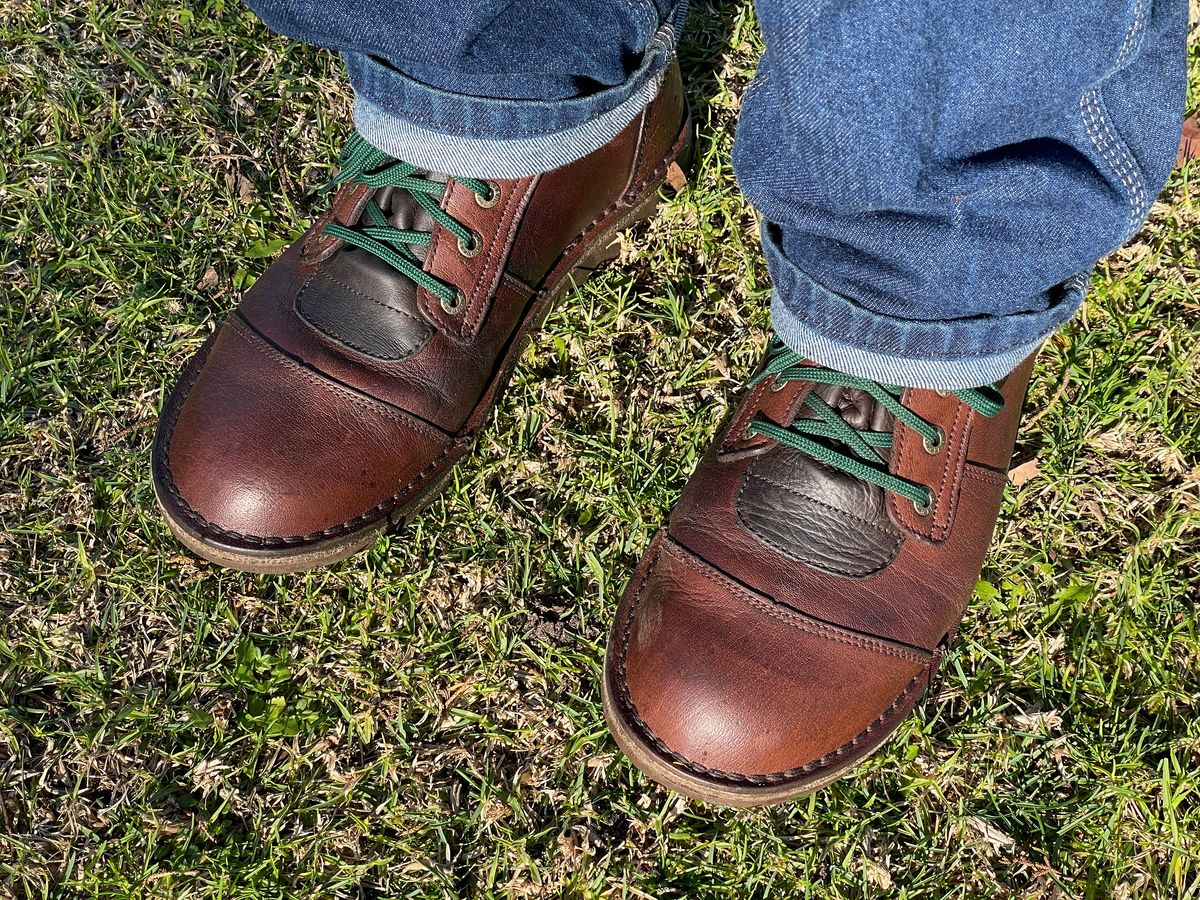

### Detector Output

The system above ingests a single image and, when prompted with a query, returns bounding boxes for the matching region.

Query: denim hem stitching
[761,222,1085,369]
[343,8,684,140]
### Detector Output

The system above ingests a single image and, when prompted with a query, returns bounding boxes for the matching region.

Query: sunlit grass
[1,2,1198,897]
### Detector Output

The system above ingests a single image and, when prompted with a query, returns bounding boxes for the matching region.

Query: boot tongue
[735,377,905,578]
[796,381,895,463]
[294,175,450,361]
[367,173,448,265]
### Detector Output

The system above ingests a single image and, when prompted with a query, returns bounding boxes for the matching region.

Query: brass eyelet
[770,376,788,392]
[922,426,945,455]
[912,490,934,516]
[440,289,465,315]
[474,182,500,208]
[458,231,482,258]
[935,389,952,398]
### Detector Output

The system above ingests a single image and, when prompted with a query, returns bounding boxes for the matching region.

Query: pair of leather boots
[153,63,1036,806]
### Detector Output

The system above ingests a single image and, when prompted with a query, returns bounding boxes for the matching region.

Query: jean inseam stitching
[1078,0,1148,238]
[1115,0,1147,68]
[1080,88,1145,238]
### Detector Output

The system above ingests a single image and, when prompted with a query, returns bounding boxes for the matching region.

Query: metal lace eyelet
[458,231,482,258]
[474,182,500,208]
[935,390,952,398]
[440,289,465,314]
[770,376,788,392]
[922,426,945,455]
[912,490,934,516]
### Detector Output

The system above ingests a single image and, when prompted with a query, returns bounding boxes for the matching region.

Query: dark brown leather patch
[295,252,433,361]
[736,445,904,578]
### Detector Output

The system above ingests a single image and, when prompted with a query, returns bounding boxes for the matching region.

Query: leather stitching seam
[304,269,431,327]
[626,105,651,198]
[661,539,930,662]
[546,123,688,279]
[930,401,971,540]
[500,271,535,298]
[419,176,536,341]
[888,394,968,542]
[467,178,533,334]
[961,464,1008,488]
[229,318,439,434]
[721,378,771,451]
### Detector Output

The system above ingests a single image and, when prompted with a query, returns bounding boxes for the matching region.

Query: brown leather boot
[1178,114,1199,167]
[603,338,1036,806]
[153,66,690,573]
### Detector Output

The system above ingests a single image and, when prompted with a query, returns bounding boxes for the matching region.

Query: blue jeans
[245,0,1189,389]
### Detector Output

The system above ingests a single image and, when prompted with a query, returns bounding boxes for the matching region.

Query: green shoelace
[746,339,1005,514]
[320,133,498,310]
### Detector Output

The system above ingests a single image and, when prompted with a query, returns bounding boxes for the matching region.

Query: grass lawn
[2,2,1199,897]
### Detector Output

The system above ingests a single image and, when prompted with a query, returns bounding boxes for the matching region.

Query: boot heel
[566,115,695,288]
[665,116,696,193]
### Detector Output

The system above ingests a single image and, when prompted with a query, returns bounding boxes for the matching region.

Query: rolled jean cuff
[345,9,685,180]
[763,224,1086,390]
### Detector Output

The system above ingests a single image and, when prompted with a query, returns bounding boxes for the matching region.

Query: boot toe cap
[609,535,936,785]
[153,317,449,546]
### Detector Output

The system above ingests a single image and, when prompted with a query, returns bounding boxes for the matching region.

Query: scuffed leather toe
[153,316,449,547]
[610,534,936,783]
